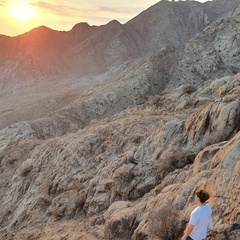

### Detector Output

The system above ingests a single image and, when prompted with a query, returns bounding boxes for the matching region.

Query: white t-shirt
[189,204,212,240]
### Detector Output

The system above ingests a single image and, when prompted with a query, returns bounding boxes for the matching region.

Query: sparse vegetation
[18,160,33,177]
[154,148,195,181]
[148,206,185,240]
[204,131,222,147]
[182,84,196,94]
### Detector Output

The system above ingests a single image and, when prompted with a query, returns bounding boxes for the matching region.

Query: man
[182,189,212,240]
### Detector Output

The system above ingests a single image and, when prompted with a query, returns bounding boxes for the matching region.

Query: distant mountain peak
[107,20,122,26]
[71,22,90,31]
[28,25,54,34]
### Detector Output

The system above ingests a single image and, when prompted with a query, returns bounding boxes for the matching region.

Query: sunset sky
[0,0,208,37]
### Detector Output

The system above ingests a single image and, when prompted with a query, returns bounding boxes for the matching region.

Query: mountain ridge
[1,0,240,87]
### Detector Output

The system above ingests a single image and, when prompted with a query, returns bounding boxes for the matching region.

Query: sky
[0,0,209,37]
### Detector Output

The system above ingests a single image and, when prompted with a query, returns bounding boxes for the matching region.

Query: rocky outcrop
[1,72,240,239]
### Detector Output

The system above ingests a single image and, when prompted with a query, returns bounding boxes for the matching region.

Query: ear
[195,195,200,203]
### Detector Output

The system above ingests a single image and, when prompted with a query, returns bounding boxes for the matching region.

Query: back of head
[195,189,210,203]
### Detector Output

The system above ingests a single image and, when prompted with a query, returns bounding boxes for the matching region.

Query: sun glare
[10,3,36,23]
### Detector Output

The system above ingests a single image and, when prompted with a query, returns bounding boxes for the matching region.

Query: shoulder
[206,203,212,213]
[205,203,212,210]
[191,206,201,215]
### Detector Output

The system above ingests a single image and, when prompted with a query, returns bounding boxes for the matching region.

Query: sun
[11,3,36,23]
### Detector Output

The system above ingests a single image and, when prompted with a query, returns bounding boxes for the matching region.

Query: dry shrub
[204,131,222,147]
[51,206,65,219]
[35,195,51,208]
[18,158,33,177]
[148,205,185,240]
[148,95,161,106]
[182,84,196,94]
[154,149,195,181]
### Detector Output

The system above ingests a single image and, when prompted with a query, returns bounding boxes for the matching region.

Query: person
[182,189,212,240]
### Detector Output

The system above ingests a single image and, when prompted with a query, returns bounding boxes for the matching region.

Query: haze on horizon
[0,0,209,37]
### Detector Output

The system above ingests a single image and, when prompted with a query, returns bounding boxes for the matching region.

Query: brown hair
[195,189,210,203]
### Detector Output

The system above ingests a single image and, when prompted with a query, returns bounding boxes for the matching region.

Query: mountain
[0,0,240,239]
[1,0,240,131]
[0,0,240,87]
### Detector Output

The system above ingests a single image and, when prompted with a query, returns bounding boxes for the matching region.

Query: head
[195,189,210,204]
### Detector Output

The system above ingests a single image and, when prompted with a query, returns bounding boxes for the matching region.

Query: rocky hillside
[2,11,240,136]
[0,7,240,240]
[1,0,240,131]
